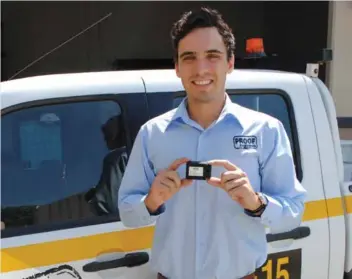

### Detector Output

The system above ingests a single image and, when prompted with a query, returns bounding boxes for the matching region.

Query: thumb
[168,157,190,171]
[206,177,222,188]
[181,179,193,187]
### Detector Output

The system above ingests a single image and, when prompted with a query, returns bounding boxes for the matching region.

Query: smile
[192,80,212,85]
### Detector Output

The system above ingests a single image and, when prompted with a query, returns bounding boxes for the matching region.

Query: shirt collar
[168,97,188,124]
[166,93,245,130]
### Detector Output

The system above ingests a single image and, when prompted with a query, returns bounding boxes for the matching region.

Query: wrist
[244,192,268,217]
[246,193,262,211]
[144,194,163,213]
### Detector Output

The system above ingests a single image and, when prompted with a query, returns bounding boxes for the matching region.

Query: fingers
[206,177,222,188]
[228,183,248,202]
[224,177,247,192]
[166,172,193,188]
[157,157,193,191]
[221,171,245,184]
[207,159,237,171]
[160,177,177,190]
[165,171,181,188]
[207,169,244,188]
[168,157,190,171]
[207,174,247,190]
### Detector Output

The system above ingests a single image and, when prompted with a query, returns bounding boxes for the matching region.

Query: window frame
[1,94,134,238]
[341,140,352,164]
[172,88,303,182]
[341,140,352,182]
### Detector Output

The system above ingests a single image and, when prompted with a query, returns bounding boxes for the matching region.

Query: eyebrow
[179,51,195,59]
[206,49,224,55]
[179,49,224,59]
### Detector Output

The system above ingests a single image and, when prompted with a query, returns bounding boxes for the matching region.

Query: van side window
[173,92,301,180]
[230,93,300,179]
[341,140,352,182]
[229,94,294,148]
[1,100,128,233]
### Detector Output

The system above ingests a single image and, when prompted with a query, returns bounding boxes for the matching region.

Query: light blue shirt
[118,94,307,279]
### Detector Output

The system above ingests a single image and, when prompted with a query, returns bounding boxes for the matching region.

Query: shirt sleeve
[118,125,165,228]
[258,118,307,232]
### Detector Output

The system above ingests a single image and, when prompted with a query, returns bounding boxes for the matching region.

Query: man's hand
[145,157,193,213]
[206,159,261,211]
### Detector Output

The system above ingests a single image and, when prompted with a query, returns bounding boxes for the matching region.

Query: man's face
[175,27,234,103]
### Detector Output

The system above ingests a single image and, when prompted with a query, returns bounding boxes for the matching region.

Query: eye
[183,56,195,61]
[208,54,220,60]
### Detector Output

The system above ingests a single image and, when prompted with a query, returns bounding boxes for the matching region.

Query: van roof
[0,69,305,109]
[1,68,301,90]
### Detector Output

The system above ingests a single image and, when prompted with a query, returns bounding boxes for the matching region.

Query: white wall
[326,1,352,119]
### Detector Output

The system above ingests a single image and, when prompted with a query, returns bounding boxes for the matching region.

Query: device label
[188,166,204,177]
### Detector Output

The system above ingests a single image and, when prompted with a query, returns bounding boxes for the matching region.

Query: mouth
[192,80,213,86]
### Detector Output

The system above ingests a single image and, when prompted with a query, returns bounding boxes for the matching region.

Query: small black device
[185,161,212,180]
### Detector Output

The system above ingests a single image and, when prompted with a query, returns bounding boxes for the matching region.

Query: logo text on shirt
[233,136,258,149]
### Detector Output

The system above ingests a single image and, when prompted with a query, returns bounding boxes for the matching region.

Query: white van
[1,69,351,279]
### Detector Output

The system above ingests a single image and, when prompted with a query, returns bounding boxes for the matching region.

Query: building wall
[1,1,329,81]
[340,129,352,140]
[0,1,265,80]
[326,1,352,139]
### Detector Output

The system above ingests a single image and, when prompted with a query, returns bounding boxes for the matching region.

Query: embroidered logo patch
[233,136,258,149]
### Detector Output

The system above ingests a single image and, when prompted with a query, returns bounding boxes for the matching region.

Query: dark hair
[170,7,235,62]
[101,115,125,149]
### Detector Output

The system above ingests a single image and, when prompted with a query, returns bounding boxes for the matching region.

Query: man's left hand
[206,159,261,211]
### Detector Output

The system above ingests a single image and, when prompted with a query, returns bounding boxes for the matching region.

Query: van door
[306,77,350,279]
[225,90,329,279]
[144,74,330,279]
[1,92,156,279]
[341,148,352,278]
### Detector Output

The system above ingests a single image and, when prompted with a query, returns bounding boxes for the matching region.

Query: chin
[192,93,216,103]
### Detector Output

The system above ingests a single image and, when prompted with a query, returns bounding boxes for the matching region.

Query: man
[86,115,128,217]
[118,7,307,279]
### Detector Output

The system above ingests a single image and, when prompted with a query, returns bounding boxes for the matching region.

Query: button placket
[196,131,209,270]
[195,131,205,271]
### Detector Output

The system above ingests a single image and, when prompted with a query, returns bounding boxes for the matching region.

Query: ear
[227,54,235,74]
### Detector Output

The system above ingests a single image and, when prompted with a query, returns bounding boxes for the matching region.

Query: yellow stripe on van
[1,196,352,273]
[344,195,352,214]
[302,197,345,221]
[1,226,155,273]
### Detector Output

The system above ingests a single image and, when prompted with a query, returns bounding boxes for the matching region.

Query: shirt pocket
[232,149,258,168]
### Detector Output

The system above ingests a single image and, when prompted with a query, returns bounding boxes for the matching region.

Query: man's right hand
[145,157,193,213]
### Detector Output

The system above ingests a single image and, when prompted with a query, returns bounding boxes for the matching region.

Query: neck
[187,94,226,129]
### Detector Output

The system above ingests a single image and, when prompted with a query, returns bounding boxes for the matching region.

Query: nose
[194,58,211,76]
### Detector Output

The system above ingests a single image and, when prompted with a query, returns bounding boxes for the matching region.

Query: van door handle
[82,252,149,272]
[266,226,310,242]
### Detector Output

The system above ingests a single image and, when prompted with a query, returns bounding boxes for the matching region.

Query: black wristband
[244,192,268,217]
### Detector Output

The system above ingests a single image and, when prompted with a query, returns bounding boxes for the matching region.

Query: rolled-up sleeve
[259,119,307,232]
[118,125,165,228]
